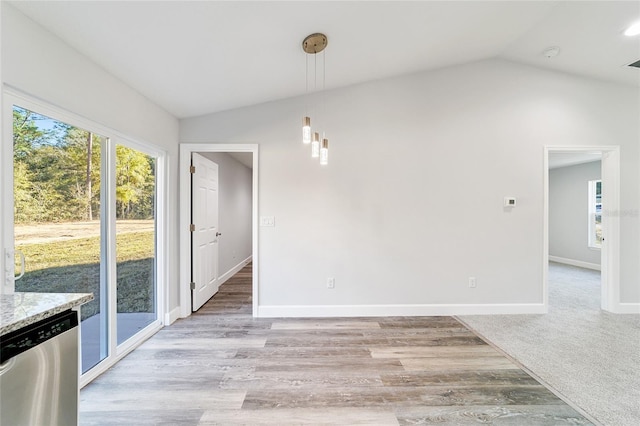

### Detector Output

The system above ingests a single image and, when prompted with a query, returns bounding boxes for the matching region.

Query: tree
[13,108,46,159]
[115,146,153,219]
[12,106,154,224]
[13,106,102,223]
[61,126,102,221]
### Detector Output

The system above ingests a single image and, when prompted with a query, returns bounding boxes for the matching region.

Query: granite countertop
[0,292,94,336]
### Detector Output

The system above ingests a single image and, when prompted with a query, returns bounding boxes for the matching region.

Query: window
[588,179,602,249]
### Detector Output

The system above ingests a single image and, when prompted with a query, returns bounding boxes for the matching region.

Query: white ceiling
[8,1,640,119]
[228,152,253,169]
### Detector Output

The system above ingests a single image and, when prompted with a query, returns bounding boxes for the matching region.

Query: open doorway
[179,144,258,318]
[543,146,620,312]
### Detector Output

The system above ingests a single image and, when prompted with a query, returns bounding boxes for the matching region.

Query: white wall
[1,4,181,312]
[199,152,252,278]
[549,161,601,267]
[0,2,5,291]
[181,59,640,315]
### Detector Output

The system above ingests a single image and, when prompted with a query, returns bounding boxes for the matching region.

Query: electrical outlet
[469,277,477,288]
[327,277,335,289]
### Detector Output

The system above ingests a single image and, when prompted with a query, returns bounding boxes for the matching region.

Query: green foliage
[116,146,155,219]
[12,105,157,321]
[12,106,155,223]
[13,108,47,159]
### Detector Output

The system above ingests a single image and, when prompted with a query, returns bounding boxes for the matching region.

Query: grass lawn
[15,231,155,320]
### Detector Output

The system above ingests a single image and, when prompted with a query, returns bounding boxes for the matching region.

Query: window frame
[3,88,167,386]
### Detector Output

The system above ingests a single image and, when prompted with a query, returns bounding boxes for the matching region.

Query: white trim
[0,3,4,294]
[2,86,14,293]
[164,307,181,326]
[600,148,621,312]
[156,154,169,329]
[549,256,601,271]
[542,149,550,313]
[257,303,547,318]
[105,136,117,371]
[544,146,620,313]
[218,256,252,287]
[179,143,259,319]
[614,303,640,314]
[4,86,166,157]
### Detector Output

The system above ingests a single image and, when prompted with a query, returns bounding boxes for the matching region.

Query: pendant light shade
[320,138,329,165]
[311,132,320,158]
[302,116,311,144]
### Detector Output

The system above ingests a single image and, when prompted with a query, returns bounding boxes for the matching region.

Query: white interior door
[191,153,220,311]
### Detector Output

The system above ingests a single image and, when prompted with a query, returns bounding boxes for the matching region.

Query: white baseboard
[218,256,252,286]
[257,303,547,318]
[613,303,640,314]
[164,307,181,325]
[549,255,601,271]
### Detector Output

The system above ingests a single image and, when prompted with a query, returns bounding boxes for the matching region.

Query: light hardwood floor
[80,264,591,425]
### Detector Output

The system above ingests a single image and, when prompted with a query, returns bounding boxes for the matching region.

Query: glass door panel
[115,145,157,344]
[12,105,107,372]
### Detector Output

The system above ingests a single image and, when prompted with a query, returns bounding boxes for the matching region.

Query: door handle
[15,250,25,280]
[216,232,222,237]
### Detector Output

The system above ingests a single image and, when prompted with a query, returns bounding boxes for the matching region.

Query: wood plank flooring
[80,264,591,425]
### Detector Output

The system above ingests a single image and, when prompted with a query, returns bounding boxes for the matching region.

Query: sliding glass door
[12,105,108,372]
[115,145,157,344]
[7,94,164,378]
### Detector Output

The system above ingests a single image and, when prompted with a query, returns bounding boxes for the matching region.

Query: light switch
[260,216,275,227]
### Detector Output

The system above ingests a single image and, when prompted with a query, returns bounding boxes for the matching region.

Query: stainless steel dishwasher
[0,309,79,426]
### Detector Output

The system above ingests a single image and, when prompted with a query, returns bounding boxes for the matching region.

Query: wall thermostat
[504,197,517,207]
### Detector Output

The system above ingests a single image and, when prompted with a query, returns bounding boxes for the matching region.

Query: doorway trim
[544,145,620,312]
[179,143,259,319]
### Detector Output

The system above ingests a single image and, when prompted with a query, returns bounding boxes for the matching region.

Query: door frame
[543,145,620,312]
[179,143,259,318]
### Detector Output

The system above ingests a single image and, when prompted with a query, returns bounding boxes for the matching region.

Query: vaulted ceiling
[9,1,640,119]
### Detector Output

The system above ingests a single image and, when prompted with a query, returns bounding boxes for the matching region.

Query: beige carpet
[459,262,640,426]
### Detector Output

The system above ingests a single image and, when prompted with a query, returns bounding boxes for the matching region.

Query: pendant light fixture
[302,116,311,144]
[311,132,320,158]
[301,33,329,165]
[320,138,329,166]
